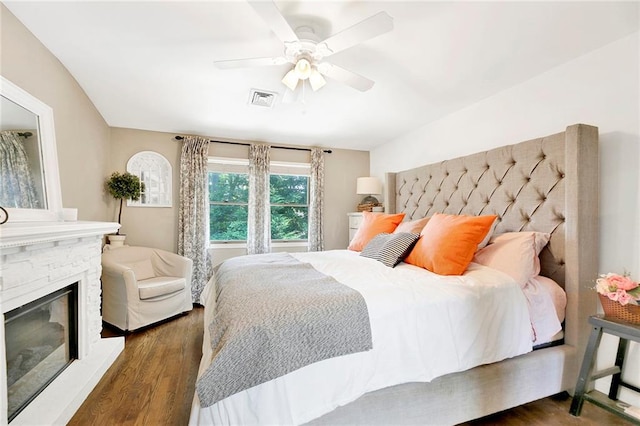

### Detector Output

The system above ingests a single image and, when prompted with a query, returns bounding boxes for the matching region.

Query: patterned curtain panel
[308,147,325,251]
[178,136,212,302]
[247,144,271,254]
[0,131,40,209]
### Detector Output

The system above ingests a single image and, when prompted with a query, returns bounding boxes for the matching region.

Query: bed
[190,123,599,425]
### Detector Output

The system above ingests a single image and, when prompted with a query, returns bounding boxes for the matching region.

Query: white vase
[108,234,126,248]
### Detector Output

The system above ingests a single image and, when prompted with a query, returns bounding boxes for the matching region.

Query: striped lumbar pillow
[360,233,390,259]
[360,232,420,267]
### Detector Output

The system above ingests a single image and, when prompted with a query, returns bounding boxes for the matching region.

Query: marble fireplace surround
[0,221,124,425]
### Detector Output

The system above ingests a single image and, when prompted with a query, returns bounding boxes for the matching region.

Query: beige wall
[108,128,182,251]
[1,5,111,221]
[109,127,369,260]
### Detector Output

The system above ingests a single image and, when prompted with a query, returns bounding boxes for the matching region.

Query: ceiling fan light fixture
[294,58,312,80]
[215,3,393,93]
[309,69,326,91]
[282,69,299,91]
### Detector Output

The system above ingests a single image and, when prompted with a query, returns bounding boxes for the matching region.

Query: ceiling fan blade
[214,56,287,69]
[320,11,393,57]
[318,63,375,92]
[248,0,299,44]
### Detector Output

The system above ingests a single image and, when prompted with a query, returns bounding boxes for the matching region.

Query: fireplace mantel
[1,221,124,425]
[0,221,120,249]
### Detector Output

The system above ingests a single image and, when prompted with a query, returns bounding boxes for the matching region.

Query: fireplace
[1,221,123,425]
[5,284,78,422]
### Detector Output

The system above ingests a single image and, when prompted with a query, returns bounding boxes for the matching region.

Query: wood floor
[69,309,203,426]
[70,306,633,425]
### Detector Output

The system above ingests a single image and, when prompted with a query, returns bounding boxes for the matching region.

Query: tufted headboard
[385,124,599,351]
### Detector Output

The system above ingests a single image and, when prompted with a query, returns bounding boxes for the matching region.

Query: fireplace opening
[4,283,78,422]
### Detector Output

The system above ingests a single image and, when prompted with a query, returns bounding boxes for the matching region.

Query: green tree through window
[209,172,309,242]
[270,174,308,240]
[209,172,249,241]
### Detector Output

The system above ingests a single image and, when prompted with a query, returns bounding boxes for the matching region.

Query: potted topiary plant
[105,171,143,247]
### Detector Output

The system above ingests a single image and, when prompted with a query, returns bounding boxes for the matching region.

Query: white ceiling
[4,1,638,151]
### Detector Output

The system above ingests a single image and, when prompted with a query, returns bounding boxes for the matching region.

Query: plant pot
[108,234,127,248]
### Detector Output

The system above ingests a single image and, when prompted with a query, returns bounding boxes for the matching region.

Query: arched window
[126,151,172,207]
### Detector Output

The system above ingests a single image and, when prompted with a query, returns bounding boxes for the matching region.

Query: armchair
[101,246,193,331]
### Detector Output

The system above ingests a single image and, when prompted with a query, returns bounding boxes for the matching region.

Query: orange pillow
[393,217,430,234]
[404,213,497,275]
[348,211,405,251]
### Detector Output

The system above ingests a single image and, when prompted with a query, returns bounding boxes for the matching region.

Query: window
[270,174,308,240]
[208,158,310,243]
[208,172,249,241]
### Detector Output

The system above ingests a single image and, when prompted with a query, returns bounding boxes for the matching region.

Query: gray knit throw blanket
[196,252,372,407]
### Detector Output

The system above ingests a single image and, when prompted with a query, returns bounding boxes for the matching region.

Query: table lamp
[357,177,382,204]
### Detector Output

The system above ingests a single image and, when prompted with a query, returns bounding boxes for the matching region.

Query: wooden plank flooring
[70,307,633,425]
[69,308,203,426]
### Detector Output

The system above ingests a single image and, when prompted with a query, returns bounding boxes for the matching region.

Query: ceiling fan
[214,0,394,93]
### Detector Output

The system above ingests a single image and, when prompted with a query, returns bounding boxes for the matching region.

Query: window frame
[207,157,311,246]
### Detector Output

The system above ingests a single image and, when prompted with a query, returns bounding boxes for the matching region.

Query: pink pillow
[477,218,498,250]
[394,217,430,234]
[473,231,550,287]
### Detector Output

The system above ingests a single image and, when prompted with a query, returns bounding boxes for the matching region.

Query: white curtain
[178,136,212,302]
[247,144,271,254]
[308,148,325,251]
[0,131,40,209]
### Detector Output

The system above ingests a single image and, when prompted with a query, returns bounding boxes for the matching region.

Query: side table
[569,315,640,424]
[347,212,364,244]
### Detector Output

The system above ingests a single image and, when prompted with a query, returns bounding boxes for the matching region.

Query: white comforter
[190,250,532,425]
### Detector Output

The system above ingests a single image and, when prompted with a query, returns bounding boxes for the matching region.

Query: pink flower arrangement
[595,272,640,306]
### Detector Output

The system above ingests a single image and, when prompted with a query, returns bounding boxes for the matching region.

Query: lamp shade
[356,177,382,195]
[282,69,299,91]
[309,69,326,91]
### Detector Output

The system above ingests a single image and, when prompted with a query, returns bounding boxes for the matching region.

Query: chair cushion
[137,276,185,300]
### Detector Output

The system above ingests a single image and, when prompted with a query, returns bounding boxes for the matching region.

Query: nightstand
[347,212,363,243]
[569,315,640,424]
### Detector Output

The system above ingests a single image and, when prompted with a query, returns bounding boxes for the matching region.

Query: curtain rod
[174,135,332,154]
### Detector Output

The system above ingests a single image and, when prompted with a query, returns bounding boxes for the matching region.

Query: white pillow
[125,259,156,280]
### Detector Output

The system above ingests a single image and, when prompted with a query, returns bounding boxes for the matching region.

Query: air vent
[248,89,277,108]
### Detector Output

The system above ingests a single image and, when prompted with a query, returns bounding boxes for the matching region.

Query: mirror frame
[126,151,173,208]
[1,76,63,222]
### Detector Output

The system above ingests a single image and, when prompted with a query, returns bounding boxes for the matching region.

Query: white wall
[371,32,640,405]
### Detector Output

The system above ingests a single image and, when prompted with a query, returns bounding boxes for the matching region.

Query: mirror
[0,76,62,222]
[127,151,172,207]
[1,96,45,209]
